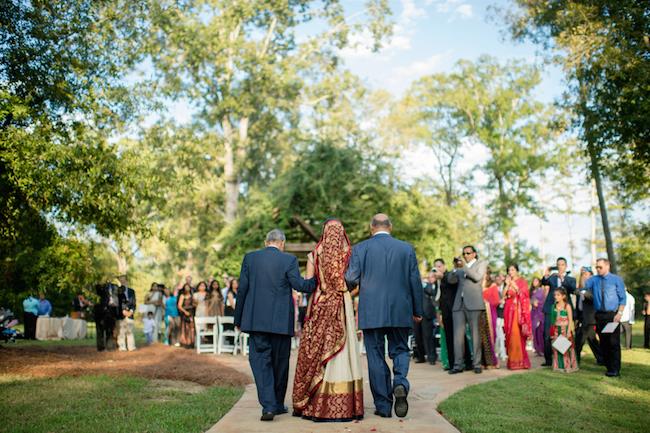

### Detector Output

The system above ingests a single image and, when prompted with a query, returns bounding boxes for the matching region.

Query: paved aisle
[208,352,538,433]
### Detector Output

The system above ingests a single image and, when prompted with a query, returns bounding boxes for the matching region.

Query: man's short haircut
[557,257,567,264]
[596,257,610,265]
[265,229,286,243]
[463,245,477,253]
[434,258,445,265]
[371,215,392,228]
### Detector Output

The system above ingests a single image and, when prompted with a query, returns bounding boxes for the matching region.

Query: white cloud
[426,0,474,20]
[393,52,449,81]
[455,4,473,18]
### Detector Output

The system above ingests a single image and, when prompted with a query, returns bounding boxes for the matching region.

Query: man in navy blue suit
[234,229,315,421]
[541,257,576,366]
[345,214,423,418]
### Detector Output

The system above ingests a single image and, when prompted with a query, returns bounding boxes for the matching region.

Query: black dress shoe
[393,384,408,418]
[541,362,552,367]
[374,410,392,418]
[415,358,426,364]
[474,367,483,374]
[605,371,620,377]
[274,406,288,415]
[261,412,275,421]
[448,368,463,374]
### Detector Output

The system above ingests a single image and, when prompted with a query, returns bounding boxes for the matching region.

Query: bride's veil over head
[314,218,351,292]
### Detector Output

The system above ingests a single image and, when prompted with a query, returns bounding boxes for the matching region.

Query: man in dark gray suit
[234,229,315,421]
[345,214,423,418]
[449,245,488,374]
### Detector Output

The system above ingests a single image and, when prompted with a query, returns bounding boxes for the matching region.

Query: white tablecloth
[36,317,87,340]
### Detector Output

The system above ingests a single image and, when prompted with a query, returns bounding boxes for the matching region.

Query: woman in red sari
[292,219,363,422]
[503,264,532,370]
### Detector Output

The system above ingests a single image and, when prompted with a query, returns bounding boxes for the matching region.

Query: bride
[292,218,364,422]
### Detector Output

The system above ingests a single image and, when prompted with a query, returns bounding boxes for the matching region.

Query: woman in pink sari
[504,264,531,370]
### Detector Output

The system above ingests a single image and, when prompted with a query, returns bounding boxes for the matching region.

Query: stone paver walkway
[208,351,540,433]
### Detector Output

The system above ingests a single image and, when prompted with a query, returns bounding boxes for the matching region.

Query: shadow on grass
[0,375,243,433]
[438,349,650,433]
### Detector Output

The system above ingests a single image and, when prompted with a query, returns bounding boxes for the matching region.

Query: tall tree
[141,0,392,223]
[503,0,650,271]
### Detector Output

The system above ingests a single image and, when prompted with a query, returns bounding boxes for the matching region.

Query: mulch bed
[0,343,251,387]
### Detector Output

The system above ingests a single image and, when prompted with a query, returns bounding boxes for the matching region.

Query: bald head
[370,213,392,235]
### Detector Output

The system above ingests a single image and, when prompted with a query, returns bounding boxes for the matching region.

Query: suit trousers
[575,321,603,364]
[595,312,621,374]
[620,322,632,349]
[363,327,411,414]
[543,312,553,364]
[117,318,136,351]
[248,332,291,414]
[23,312,37,340]
[645,316,650,349]
[95,315,116,351]
[453,307,482,370]
[413,317,437,362]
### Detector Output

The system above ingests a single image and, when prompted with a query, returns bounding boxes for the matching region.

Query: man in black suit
[414,271,438,365]
[541,257,576,366]
[575,268,604,365]
[234,229,315,422]
[94,283,120,351]
[117,275,136,352]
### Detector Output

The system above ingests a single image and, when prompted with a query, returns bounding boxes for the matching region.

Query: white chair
[195,316,218,354]
[238,332,249,356]
[217,316,238,354]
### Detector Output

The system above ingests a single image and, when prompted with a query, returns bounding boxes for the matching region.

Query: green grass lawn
[0,375,243,433]
[439,322,650,433]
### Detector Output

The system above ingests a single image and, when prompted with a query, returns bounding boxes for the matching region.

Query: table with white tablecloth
[36,317,88,340]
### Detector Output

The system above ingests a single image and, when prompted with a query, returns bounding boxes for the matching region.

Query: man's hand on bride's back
[412,315,423,323]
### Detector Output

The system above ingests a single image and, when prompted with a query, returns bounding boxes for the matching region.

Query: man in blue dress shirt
[234,229,315,422]
[584,258,626,377]
[37,293,52,316]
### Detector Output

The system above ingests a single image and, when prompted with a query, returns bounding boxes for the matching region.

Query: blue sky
[337,0,597,271]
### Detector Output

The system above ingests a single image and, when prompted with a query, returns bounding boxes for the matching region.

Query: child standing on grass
[551,288,578,373]
[143,312,155,345]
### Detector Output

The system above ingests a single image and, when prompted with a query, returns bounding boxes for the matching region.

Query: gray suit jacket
[452,259,487,311]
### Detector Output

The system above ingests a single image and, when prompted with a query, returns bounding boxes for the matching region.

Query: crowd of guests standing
[142,275,239,349]
[414,252,641,378]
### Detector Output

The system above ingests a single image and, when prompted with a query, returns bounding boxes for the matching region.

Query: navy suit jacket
[234,247,315,336]
[542,273,576,314]
[345,233,423,330]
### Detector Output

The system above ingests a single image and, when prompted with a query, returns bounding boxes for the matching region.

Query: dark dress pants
[363,327,410,414]
[413,317,436,362]
[453,307,482,370]
[248,332,291,414]
[23,312,37,340]
[595,312,621,374]
[575,321,603,364]
[543,312,553,364]
[644,316,650,349]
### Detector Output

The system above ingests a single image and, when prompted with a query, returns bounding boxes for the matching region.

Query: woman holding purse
[504,264,532,370]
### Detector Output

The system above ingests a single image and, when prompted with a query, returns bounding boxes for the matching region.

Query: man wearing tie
[234,229,315,421]
[584,258,626,377]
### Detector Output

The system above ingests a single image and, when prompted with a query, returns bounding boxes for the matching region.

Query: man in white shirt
[620,289,635,349]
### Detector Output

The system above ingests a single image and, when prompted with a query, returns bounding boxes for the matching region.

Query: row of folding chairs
[194,316,249,355]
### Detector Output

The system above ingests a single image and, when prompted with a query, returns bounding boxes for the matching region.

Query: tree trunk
[590,179,597,268]
[222,118,239,224]
[587,143,617,273]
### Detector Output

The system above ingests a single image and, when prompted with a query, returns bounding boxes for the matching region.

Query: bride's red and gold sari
[292,220,364,422]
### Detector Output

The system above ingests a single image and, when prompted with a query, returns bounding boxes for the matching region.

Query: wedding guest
[165,287,180,347]
[584,258,626,377]
[541,257,576,366]
[193,281,210,335]
[620,289,635,350]
[143,312,155,345]
[177,283,195,349]
[450,246,488,375]
[22,294,39,340]
[575,267,604,364]
[37,292,52,317]
[414,272,438,364]
[551,288,578,373]
[117,275,137,352]
[530,277,546,356]
[503,264,531,370]
[208,280,225,317]
[479,270,499,368]
[72,293,92,319]
[144,283,164,342]
[434,259,459,370]
[494,273,507,361]
[643,292,650,349]
[225,279,239,316]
